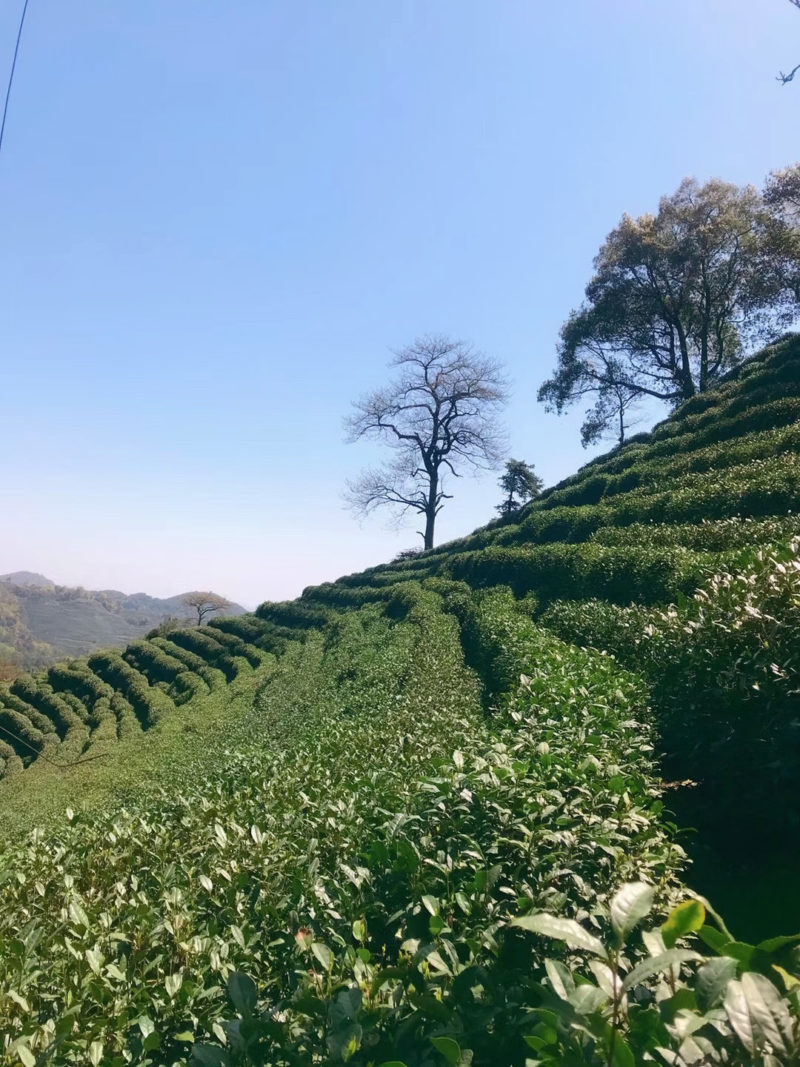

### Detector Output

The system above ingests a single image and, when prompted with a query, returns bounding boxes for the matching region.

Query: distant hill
[0,576,246,672]
[0,571,55,588]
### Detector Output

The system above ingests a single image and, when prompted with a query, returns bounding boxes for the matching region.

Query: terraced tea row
[0,585,690,1065]
[0,617,287,781]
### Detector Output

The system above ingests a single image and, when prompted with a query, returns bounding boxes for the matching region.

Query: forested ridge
[1,335,799,1065]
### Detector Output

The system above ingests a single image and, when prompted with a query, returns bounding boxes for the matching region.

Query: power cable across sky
[0,0,31,160]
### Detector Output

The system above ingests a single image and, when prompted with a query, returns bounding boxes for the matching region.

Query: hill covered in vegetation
[0,335,799,1066]
[0,575,246,676]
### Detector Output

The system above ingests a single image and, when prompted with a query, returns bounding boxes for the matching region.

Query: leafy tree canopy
[496,458,543,516]
[538,176,797,445]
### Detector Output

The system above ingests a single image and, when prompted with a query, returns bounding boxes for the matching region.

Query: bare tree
[345,336,508,549]
[181,591,232,626]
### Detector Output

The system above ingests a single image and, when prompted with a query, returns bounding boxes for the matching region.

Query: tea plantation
[1,336,800,1064]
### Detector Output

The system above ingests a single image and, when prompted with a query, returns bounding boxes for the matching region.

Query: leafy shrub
[0,705,46,762]
[166,629,239,682]
[46,663,113,709]
[151,638,227,692]
[591,514,800,551]
[123,641,194,687]
[0,588,683,1065]
[447,542,713,604]
[87,651,174,728]
[170,670,208,705]
[196,625,264,668]
[0,689,59,737]
[9,676,83,738]
[110,691,140,740]
[208,615,292,654]
[543,540,800,852]
[255,599,332,630]
[0,738,22,778]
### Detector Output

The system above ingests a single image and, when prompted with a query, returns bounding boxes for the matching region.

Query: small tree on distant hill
[345,335,508,549]
[182,592,231,626]
[496,459,543,516]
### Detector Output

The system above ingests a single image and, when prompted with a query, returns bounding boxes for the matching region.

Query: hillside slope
[0,335,799,1065]
[0,575,247,673]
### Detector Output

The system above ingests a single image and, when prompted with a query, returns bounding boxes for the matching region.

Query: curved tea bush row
[530,337,800,495]
[123,641,197,690]
[150,638,228,692]
[165,629,240,682]
[207,615,294,653]
[589,513,800,551]
[0,613,286,780]
[495,452,800,547]
[10,676,85,738]
[254,599,333,632]
[45,663,113,710]
[86,651,174,729]
[445,542,715,605]
[538,422,800,510]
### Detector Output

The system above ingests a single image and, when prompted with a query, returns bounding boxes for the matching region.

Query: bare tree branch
[778,0,800,82]
[344,335,507,548]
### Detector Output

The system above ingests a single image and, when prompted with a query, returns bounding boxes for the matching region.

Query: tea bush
[446,543,713,604]
[151,639,228,692]
[87,651,174,729]
[590,514,800,551]
[0,591,687,1066]
[542,539,800,850]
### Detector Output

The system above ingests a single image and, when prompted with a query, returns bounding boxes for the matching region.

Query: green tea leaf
[725,972,794,1056]
[311,942,333,971]
[431,1036,462,1065]
[352,919,366,942]
[610,882,655,942]
[15,1045,36,1067]
[696,956,738,1012]
[227,971,257,1014]
[621,948,702,991]
[662,899,706,948]
[512,913,606,956]
[422,894,439,916]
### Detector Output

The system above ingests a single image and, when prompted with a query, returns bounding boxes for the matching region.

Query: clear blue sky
[2,0,797,606]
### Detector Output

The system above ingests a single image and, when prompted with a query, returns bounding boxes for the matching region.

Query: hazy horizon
[3,1,798,607]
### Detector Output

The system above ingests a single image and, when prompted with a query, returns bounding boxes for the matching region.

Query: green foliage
[541,539,800,850]
[496,458,543,516]
[590,514,800,551]
[446,542,713,604]
[0,589,684,1065]
[1,335,800,1064]
[86,651,174,729]
[508,884,800,1065]
[254,599,332,631]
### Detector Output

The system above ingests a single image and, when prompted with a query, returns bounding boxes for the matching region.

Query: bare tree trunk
[675,320,696,399]
[423,469,437,549]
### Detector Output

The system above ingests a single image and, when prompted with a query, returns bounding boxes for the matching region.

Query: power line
[0,0,30,159]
